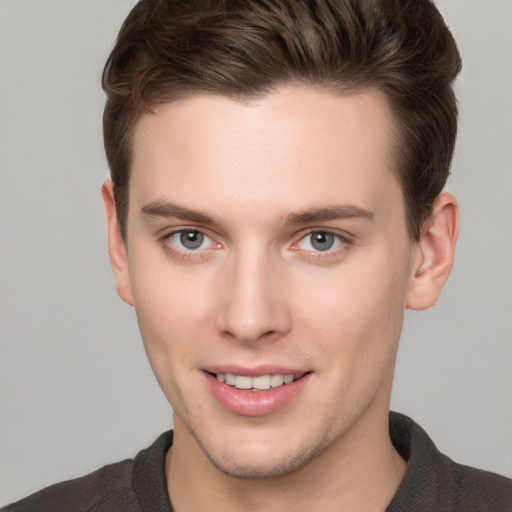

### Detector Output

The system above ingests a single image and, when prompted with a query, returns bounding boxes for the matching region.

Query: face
[112,87,420,478]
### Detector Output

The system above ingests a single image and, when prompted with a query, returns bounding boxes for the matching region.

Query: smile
[205,369,312,416]
[216,373,304,391]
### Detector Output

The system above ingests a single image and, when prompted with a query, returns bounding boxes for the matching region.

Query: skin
[103,86,459,511]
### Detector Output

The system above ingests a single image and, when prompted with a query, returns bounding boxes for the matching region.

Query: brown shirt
[3,412,512,511]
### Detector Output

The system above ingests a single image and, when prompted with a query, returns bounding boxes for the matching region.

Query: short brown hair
[102,0,461,241]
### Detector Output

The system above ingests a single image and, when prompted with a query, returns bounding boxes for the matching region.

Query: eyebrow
[141,200,374,227]
[141,200,222,226]
[284,205,374,225]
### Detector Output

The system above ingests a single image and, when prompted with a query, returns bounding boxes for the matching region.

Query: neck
[166,408,406,512]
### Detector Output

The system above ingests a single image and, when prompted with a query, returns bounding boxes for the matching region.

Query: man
[3,0,511,510]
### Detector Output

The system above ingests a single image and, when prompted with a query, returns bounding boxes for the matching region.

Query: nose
[215,249,291,344]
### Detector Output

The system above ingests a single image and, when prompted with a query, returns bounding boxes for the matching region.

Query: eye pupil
[311,232,334,251]
[180,230,203,249]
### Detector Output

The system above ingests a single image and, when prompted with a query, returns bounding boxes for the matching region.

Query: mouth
[202,363,312,416]
[213,372,306,391]
[203,368,311,416]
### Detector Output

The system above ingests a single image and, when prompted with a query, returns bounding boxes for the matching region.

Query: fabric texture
[3,412,511,511]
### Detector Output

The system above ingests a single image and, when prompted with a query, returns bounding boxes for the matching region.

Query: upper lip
[203,365,310,377]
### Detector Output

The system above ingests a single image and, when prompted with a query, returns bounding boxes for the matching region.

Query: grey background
[1,0,511,505]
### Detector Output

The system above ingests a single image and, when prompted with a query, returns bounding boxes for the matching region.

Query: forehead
[129,86,403,227]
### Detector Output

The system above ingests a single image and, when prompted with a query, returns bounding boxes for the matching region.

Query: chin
[190,422,334,480]
[205,447,318,480]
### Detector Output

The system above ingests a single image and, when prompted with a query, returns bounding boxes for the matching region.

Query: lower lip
[204,372,311,417]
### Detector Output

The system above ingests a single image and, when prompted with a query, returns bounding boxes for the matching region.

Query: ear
[101,180,134,306]
[406,192,459,310]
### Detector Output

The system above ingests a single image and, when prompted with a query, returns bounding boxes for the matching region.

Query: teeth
[270,374,284,387]
[234,376,252,389]
[216,373,299,390]
[252,375,271,390]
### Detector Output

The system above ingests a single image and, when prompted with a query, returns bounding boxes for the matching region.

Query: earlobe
[406,192,459,311]
[101,180,134,306]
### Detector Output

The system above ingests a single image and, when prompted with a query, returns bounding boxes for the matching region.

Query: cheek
[294,250,410,364]
[129,264,218,412]
[294,261,408,416]
[128,257,217,370]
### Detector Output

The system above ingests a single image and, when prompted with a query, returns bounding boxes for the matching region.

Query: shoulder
[2,430,174,512]
[388,412,512,511]
[448,459,512,510]
[1,459,140,512]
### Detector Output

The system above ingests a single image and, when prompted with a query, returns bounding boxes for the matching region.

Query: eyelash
[291,230,351,259]
[159,228,351,260]
[159,228,220,260]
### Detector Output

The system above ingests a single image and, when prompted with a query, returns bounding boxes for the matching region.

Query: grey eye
[310,232,335,251]
[297,231,343,252]
[176,230,205,250]
[167,229,218,254]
